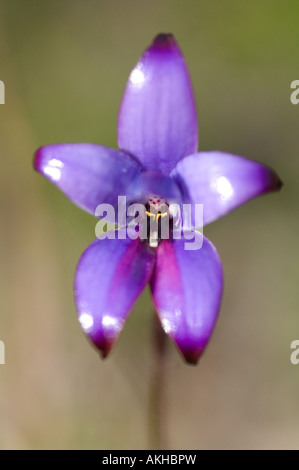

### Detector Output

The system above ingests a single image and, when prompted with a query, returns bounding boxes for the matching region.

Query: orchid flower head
[34,33,282,364]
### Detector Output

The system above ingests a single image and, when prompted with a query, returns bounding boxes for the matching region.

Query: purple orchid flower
[34,34,282,364]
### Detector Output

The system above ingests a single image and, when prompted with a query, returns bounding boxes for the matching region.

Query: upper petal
[74,229,155,357]
[34,143,142,216]
[150,233,223,364]
[171,151,282,226]
[117,34,198,176]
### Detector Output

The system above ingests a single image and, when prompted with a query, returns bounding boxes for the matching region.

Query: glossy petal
[74,229,155,357]
[34,143,142,216]
[171,151,282,226]
[150,233,223,364]
[117,34,198,176]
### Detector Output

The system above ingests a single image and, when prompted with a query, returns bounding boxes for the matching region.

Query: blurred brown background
[0,0,298,449]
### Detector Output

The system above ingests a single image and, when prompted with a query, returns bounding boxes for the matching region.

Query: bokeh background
[0,0,298,450]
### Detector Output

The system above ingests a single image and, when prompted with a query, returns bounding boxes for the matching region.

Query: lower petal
[150,233,223,364]
[74,229,155,357]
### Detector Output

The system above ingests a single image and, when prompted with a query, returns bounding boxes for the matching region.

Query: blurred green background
[0,0,298,449]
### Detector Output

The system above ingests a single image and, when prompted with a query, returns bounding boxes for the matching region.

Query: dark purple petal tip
[178,347,203,366]
[152,33,176,49]
[264,168,283,192]
[33,147,42,172]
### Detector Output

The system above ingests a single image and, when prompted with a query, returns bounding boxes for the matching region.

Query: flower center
[145,195,174,248]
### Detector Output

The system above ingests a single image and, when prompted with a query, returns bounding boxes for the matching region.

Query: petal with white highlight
[151,233,223,364]
[118,34,198,176]
[172,151,282,226]
[74,230,155,357]
[34,143,142,216]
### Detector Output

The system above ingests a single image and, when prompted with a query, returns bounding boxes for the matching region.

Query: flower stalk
[149,312,168,450]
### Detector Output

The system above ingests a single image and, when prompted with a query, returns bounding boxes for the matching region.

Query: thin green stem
[148,312,167,450]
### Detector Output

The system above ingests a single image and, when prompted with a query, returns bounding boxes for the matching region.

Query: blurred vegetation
[0,0,298,449]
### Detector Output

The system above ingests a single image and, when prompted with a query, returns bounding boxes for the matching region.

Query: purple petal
[150,233,223,364]
[34,143,142,216]
[117,34,198,176]
[171,151,282,226]
[74,229,155,357]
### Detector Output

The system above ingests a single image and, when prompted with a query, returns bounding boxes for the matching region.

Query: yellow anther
[146,211,156,221]
[156,212,168,220]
